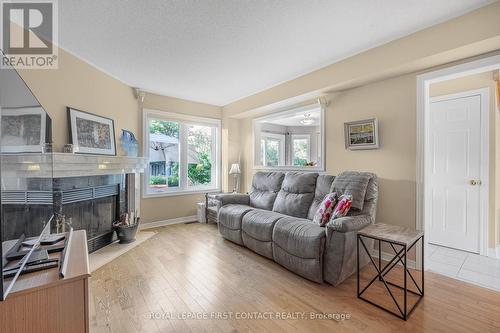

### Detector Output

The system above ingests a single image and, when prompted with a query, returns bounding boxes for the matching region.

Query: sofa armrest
[209,193,250,206]
[325,215,372,234]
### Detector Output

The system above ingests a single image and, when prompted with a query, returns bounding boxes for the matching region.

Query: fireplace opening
[2,174,132,253]
[53,175,127,253]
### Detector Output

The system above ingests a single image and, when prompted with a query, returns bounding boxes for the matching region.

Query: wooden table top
[3,230,90,298]
[358,223,424,246]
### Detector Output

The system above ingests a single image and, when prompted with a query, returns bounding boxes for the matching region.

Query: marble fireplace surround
[2,153,148,211]
[2,153,148,252]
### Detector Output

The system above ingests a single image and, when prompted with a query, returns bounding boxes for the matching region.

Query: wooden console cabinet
[0,230,91,333]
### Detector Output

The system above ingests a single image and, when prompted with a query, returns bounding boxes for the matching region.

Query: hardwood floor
[89,223,500,333]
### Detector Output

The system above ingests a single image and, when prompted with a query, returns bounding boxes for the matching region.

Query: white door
[427,93,483,253]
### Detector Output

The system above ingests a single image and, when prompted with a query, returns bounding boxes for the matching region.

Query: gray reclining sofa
[215,171,378,286]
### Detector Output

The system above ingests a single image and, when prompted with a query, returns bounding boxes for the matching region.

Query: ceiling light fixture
[300,113,314,125]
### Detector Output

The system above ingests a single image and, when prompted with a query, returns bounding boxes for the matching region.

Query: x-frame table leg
[357,234,424,320]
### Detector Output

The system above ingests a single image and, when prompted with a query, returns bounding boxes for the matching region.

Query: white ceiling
[59,0,495,106]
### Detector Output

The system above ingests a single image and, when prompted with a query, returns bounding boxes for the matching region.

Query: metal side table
[357,223,424,320]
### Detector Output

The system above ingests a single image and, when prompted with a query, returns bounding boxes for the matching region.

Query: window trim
[143,109,221,198]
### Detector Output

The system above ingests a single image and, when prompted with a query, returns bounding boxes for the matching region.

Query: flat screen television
[0,62,54,300]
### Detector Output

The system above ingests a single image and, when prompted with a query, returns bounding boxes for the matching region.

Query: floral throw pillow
[331,194,353,220]
[313,192,339,226]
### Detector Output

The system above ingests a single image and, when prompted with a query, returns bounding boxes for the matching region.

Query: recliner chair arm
[209,193,250,206]
[325,215,373,234]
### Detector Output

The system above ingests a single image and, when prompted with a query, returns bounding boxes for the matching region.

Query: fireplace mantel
[1,153,148,178]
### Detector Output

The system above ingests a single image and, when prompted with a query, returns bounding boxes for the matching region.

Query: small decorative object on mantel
[67,107,116,156]
[344,118,379,150]
[113,211,140,244]
[120,129,138,157]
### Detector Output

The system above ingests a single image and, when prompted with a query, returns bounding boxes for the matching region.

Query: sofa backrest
[272,172,318,218]
[307,174,335,220]
[249,172,285,210]
[347,174,378,221]
[330,171,375,211]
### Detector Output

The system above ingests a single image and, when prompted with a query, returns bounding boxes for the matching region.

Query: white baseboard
[487,246,500,259]
[139,215,198,230]
[369,249,417,269]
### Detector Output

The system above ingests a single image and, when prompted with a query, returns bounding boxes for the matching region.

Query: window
[291,134,311,166]
[144,110,220,196]
[260,133,285,167]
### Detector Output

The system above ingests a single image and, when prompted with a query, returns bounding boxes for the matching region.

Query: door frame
[416,54,500,261]
[427,88,490,254]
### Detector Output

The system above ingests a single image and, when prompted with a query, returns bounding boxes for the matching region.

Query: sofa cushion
[352,174,378,220]
[242,233,274,259]
[218,204,254,230]
[249,172,285,210]
[307,175,335,220]
[273,244,323,283]
[330,171,372,211]
[219,223,245,245]
[272,217,325,259]
[272,172,318,218]
[242,209,286,242]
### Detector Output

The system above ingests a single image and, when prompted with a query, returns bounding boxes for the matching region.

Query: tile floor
[426,243,500,291]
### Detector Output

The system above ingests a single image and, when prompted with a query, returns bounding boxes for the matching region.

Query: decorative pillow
[313,192,339,226]
[331,194,353,220]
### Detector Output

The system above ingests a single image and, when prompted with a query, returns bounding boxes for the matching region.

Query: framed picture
[344,118,379,150]
[67,107,116,155]
[0,106,51,153]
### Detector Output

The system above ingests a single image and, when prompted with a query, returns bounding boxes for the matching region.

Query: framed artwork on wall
[344,118,379,150]
[67,107,116,155]
[0,106,51,153]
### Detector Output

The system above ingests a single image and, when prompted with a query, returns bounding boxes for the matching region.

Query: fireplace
[53,175,127,252]
[1,153,147,253]
[3,175,130,253]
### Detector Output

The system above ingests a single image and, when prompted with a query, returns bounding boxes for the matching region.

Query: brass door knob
[469,180,482,186]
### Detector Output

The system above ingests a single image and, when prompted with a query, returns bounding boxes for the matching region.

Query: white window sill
[142,187,220,198]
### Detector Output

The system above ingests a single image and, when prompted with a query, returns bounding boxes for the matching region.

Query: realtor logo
[1,0,58,69]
